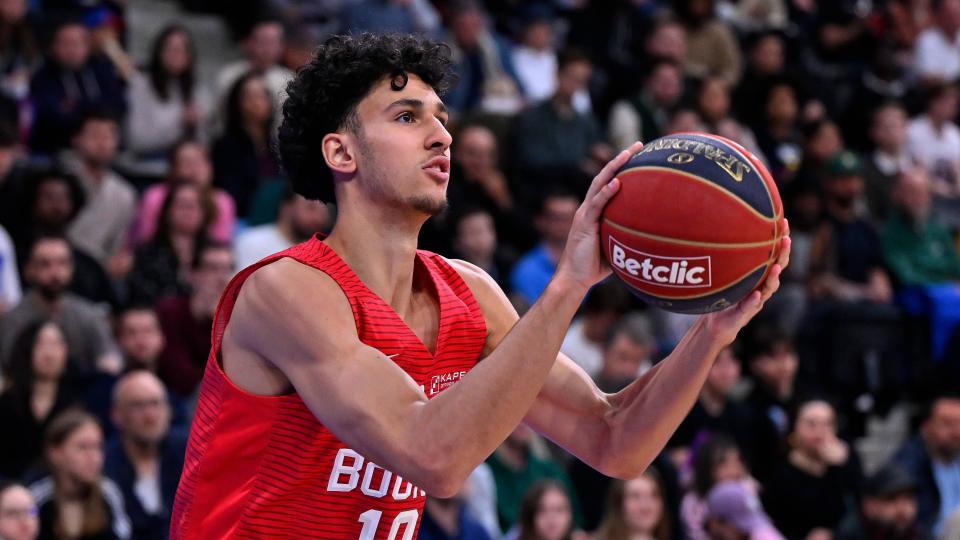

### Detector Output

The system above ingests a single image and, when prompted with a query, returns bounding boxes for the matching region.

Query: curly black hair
[278,33,455,203]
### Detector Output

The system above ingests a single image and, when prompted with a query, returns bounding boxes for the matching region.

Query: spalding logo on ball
[600,132,784,314]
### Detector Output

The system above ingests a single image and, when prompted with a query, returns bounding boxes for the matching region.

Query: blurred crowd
[0,0,958,539]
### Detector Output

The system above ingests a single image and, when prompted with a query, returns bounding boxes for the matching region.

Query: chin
[409,195,449,217]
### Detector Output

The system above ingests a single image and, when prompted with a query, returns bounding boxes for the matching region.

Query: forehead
[355,74,443,117]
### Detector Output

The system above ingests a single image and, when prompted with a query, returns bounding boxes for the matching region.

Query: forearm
[600,317,726,477]
[415,275,586,480]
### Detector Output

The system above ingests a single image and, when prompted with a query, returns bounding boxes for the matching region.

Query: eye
[396,111,415,123]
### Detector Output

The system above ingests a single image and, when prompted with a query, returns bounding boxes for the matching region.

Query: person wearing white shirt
[234,190,330,268]
[906,83,960,197]
[0,224,20,314]
[913,0,960,83]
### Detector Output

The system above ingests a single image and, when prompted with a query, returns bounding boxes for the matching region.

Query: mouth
[422,156,450,183]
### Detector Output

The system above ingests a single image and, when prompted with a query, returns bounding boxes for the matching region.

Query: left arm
[452,232,789,480]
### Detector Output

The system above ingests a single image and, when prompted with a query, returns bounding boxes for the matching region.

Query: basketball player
[170,34,790,539]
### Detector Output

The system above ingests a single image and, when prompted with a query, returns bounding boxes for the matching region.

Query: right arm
[225,143,642,497]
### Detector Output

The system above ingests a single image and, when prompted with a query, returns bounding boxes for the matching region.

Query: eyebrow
[385,98,449,117]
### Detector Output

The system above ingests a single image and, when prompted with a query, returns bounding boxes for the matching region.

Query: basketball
[600,132,785,314]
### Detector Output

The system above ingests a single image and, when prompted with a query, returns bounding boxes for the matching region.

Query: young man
[171,33,790,539]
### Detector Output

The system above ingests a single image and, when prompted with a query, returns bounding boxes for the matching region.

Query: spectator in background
[794,119,845,191]
[696,74,765,161]
[883,167,960,286]
[906,83,960,198]
[155,242,233,398]
[608,60,685,150]
[510,190,577,305]
[0,320,83,480]
[29,21,124,155]
[214,19,292,124]
[0,480,38,540]
[893,394,960,536]
[0,236,117,373]
[60,109,136,274]
[743,327,800,482]
[419,487,493,540]
[448,207,513,288]
[442,0,523,115]
[717,0,788,32]
[9,168,117,308]
[234,189,327,268]
[105,371,187,540]
[704,480,785,540]
[512,49,612,182]
[681,435,756,540]
[511,479,579,540]
[862,102,912,222]
[594,313,657,393]
[123,25,211,180]
[668,345,755,473]
[0,121,25,232]
[561,279,631,379]
[340,0,441,36]
[763,398,862,540]
[644,15,688,67]
[511,7,558,105]
[595,469,673,540]
[127,182,214,306]
[0,223,20,314]
[30,409,131,540]
[132,140,236,247]
[835,465,927,540]
[674,0,743,86]
[912,0,960,85]
[486,425,581,533]
[754,80,803,185]
[212,72,280,217]
[886,0,934,59]
[0,0,38,112]
[735,31,787,130]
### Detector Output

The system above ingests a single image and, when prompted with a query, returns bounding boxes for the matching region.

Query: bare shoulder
[445,259,519,349]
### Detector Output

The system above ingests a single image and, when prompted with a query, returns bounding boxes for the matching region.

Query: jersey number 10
[358,509,419,540]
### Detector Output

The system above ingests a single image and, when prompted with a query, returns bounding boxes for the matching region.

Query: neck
[82,159,106,182]
[544,239,565,262]
[123,436,159,467]
[31,290,63,313]
[244,120,266,146]
[495,442,528,470]
[789,448,827,476]
[325,204,425,312]
[631,532,655,540]
[827,200,856,221]
[551,95,575,115]
[700,386,727,415]
[57,474,86,499]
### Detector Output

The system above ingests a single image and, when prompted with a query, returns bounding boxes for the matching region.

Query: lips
[422,156,450,183]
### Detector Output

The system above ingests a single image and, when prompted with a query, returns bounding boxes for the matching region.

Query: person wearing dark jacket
[103,371,187,540]
[835,464,929,540]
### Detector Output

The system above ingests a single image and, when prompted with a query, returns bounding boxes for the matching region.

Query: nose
[426,117,452,152]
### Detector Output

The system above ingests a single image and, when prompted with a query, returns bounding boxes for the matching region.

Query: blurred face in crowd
[239,76,273,126]
[825,172,864,210]
[118,309,165,368]
[938,0,960,34]
[894,168,932,221]
[284,195,328,241]
[192,246,234,301]
[73,119,119,168]
[0,0,26,24]
[168,184,205,236]
[750,342,797,399]
[33,178,74,228]
[26,238,73,301]
[454,211,497,263]
[686,0,714,20]
[32,322,67,382]
[923,398,960,461]
[928,86,959,123]
[451,8,485,49]
[792,400,838,460]
[713,448,748,484]
[161,30,192,76]
[863,491,918,534]
[52,24,90,71]
[50,420,104,486]
[522,20,553,50]
[623,474,664,535]
[0,484,38,540]
[806,122,843,164]
[171,142,214,186]
[0,143,18,179]
[667,109,705,134]
[766,84,798,127]
[646,22,686,63]
[537,195,577,247]
[705,347,741,398]
[698,76,731,124]
[556,59,591,102]
[535,487,573,540]
[505,423,534,453]
[113,372,171,446]
[871,105,907,152]
[455,125,497,180]
[751,35,784,75]
[247,22,284,71]
[648,63,683,107]
[601,333,651,384]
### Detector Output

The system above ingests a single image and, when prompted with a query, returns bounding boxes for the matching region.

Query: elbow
[411,448,470,499]
[594,454,648,481]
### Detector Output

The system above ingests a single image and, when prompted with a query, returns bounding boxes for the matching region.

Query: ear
[322,132,357,176]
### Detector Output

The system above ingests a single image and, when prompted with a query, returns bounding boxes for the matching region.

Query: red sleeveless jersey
[170,236,487,539]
